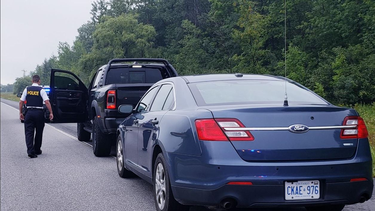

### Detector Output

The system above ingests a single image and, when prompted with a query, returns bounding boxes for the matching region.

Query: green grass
[1,92,375,176]
[354,104,375,177]
[0,92,20,101]
[371,146,375,177]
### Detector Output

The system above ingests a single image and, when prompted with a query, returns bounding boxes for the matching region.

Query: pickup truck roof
[93,58,177,86]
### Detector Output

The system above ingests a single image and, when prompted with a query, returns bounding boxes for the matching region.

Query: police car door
[49,69,88,123]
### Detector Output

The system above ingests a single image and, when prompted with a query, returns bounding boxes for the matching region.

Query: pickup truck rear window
[105,68,163,84]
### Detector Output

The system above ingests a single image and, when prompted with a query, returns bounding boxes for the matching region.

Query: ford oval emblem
[289,124,309,133]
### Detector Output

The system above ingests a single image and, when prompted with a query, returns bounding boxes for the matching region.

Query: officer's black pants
[24,109,45,155]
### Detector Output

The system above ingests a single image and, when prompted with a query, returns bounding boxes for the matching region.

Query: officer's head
[32,75,41,84]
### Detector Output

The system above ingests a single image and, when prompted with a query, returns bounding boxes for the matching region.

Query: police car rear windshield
[189,80,328,106]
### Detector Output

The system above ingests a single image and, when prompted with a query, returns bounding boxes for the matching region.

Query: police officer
[19,75,54,158]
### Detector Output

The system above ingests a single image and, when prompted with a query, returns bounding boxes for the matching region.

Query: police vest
[26,86,43,107]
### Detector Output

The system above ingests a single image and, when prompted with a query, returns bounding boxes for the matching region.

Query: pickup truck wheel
[77,123,90,141]
[92,116,111,157]
[116,135,134,178]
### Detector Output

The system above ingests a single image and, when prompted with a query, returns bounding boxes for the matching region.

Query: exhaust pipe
[220,198,237,210]
[359,194,369,203]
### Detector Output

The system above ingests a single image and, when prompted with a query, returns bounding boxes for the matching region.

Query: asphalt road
[1,98,374,211]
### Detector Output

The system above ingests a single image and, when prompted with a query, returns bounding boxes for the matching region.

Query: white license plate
[285,180,320,200]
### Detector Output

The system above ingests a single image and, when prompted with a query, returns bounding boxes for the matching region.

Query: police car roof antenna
[283,0,289,107]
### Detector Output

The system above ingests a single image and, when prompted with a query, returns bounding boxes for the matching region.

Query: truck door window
[92,69,104,88]
[54,72,80,90]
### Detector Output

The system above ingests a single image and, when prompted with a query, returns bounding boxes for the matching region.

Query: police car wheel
[116,135,134,178]
[154,153,189,211]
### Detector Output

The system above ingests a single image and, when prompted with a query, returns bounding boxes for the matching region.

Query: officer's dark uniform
[24,86,45,156]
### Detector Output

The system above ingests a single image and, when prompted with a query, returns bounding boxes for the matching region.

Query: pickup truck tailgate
[117,86,151,107]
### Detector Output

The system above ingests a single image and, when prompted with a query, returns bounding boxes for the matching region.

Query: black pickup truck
[48,58,178,156]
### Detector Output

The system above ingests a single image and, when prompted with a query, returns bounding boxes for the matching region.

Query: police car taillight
[106,90,116,109]
[195,118,254,141]
[340,116,368,139]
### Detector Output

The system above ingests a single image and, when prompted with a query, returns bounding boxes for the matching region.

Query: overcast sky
[1,0,94,85]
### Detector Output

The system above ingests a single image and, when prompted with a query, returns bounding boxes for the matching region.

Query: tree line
[12,0,375,105]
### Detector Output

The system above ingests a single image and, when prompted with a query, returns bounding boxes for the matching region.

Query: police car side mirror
[118,104,133,114]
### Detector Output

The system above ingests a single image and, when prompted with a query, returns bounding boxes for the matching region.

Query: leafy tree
[232,0,272,74]
[22,0,375,106]
[93,14,156,58]
[173,20,210,75]
[91,0,109,24]
[76,22,96,53]
[107,0,132,17]
[135,0,210,47]
[202,0,241,72]
[13,76,32,95]
[281,45,308,85]
[332,45,375,105]
[304,0,367,53]
[57,42,77,70]
[1,84,14,93]
[57,41,87,76]
[78,14,157,80]
[33,57,58,86]
[77,53,104,85]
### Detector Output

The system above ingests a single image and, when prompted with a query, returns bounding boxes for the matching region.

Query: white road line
[45,124,93,148]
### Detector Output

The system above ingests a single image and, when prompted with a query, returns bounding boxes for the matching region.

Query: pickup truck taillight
[106,90,116,109]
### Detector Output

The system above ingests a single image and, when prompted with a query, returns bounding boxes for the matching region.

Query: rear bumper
[168,141,373,208]
[104,117,125,133]
[172,178,373,208]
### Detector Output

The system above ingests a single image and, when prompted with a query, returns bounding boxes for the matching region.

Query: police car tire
[92,116,111,157]
[77,123,90,141]
[116,135,134,178]
[154,153,189,211]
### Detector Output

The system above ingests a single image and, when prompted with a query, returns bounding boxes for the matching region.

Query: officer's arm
[19,101,25,120]
[19,88,27,120]
[44,100,54,120]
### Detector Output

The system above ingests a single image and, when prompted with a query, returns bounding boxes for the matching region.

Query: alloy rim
[117,140,123,171]
[155,162,166,210]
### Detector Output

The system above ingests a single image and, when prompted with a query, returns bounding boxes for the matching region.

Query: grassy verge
[354,104,375,177]
[1,92,375,175]
[372,146,375,177]
[1,92,20,101]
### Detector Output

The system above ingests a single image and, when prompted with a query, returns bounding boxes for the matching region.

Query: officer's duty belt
[26,106,44,110]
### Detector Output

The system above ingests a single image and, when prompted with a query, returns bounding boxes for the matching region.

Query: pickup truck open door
[49,69,88,123]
